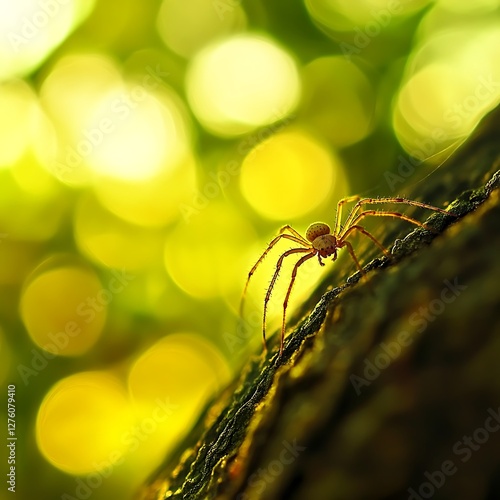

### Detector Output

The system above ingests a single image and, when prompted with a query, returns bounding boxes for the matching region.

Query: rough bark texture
[139,108,500,500]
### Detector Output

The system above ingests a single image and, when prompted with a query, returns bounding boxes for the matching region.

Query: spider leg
[263,247,313,352]
[342,197,455,232]
[339,224,391,259]
[240,233,311,317]
[279,251,316,356]
[334,195,362,235]
[340,210,440,239]
[340,239,366,278]
[279,225,311,245]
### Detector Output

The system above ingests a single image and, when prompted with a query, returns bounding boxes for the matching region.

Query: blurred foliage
[0,0,499,499]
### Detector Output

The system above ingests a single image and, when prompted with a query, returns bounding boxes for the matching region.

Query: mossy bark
[139,108,500,500]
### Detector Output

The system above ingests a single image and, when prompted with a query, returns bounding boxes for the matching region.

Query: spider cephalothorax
[306,223,337,262]
[240,195,456,356]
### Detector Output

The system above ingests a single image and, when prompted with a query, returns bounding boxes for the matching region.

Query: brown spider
[240,195,456,357]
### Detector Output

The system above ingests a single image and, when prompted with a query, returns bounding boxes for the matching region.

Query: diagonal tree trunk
[139,107,500,500]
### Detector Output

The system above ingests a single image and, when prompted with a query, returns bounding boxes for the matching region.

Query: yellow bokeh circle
[394,26,500,155]
[127,333,231,468]
[36,371,133,475]
[240,129,337,220]
[93,155,197,228]
[186,34,301,136]
[299,56,374,147]
[128,333,230,416]
[41,53,192,185]
[40,54,123,185]
[20,263,106,356]
[84,85,176,182]
[0,0,96,81]
[74,194,163,270]
[157,0,246,58]
[304,0,429,32]
[0,79,38,168]
[164,203,256,298]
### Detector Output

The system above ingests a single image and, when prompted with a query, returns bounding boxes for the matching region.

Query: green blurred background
[0,0,499,498]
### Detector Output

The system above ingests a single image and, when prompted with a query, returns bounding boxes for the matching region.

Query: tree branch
[139,107,500,500]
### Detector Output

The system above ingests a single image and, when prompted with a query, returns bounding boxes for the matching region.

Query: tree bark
[139,108,500,500]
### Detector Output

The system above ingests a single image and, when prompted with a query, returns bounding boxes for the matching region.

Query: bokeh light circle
[157,0,246,58]
[20,264,106,356]
[186,34,301,136]
[41,54,191,185]
[74,194,163,270]
[127,333,231,469]
[0,80,38,168]
[394,26,500,154]
[84,86,173,181]
[240,129,337,220]
[305,0,430,32]
[164,203,256,299]
[40,54,122,185]
[299,56,374,147]
[437,0,500,15]
[0,164,66,242]
[36,371,133,475]
[93,155,198,227]
[128,333,230,415]
[0,0,95,80]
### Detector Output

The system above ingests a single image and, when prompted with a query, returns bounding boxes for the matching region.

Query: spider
[240,195,457,357]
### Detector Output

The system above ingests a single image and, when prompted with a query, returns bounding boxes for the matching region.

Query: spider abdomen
[313,234,338,258]
[306,222,331,242]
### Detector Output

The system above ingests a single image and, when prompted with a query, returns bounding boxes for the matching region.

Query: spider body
[240,195,456,357]
[306,222,330,241]
[310,229,338,262]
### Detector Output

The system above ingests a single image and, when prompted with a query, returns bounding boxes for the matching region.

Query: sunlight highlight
[41,54,188,184]
[0,0,95,80]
